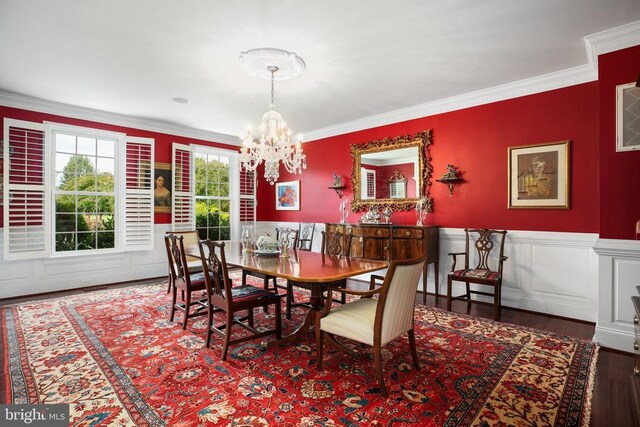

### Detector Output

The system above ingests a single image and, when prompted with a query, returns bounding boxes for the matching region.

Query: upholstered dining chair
[446,228,508,321]
[285,230,353,319]
[164,233,209,329]
[165,230,203,294]
[315,255,427,397]
[198,239,282,360]
[297,222,315,251]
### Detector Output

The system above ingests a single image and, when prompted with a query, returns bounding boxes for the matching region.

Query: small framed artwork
[275,180,300,210]
[508,140,570,209]
[616,82,640,152]
[154,162,172,213]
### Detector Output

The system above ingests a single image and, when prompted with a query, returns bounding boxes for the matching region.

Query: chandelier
[239,48,307,185]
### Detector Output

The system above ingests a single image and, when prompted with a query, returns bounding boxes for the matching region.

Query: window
[172,143,251,241]
[3,119,154,261]
[361,167,376,199]
[53,131,117,252]
[194,151,231,240]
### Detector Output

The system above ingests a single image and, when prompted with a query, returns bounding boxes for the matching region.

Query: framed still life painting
[508,140,570,209]
[275,180,300,210]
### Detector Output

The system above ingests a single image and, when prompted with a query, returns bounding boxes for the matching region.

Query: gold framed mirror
[350,130,433,212]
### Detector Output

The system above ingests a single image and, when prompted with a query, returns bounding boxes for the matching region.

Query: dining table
[191,241,389,343]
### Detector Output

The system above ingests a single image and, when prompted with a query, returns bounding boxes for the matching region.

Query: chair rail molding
[593,238,640,352]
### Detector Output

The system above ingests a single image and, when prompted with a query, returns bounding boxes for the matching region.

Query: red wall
[598,45,640,240]
[259,83,600,233]
[0,106,233,227]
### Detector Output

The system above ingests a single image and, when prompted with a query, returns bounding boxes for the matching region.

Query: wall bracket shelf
[436,178,462,196]
[329,185,346,198]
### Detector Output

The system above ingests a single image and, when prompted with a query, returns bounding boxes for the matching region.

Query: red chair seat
[451,269,501,281]
[231,284,277,303]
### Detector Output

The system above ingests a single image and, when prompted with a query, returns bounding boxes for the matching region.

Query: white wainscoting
[258,222,599,323]
[593,239,640,352]
[0,226,171,299]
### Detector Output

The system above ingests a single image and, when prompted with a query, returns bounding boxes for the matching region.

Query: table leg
[269,283,324,345]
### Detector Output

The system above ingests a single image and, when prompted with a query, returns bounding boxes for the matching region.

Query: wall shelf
[436,178,462,196]
[329,185,346,198]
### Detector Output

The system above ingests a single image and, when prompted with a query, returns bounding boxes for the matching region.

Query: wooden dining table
[191,241,388,343]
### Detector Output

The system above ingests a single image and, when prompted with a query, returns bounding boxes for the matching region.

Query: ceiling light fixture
[239,48,306,185]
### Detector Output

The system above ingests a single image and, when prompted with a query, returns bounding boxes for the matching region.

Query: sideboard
[325,223,440,304]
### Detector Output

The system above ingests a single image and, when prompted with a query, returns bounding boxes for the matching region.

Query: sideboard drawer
[393,228,423,239]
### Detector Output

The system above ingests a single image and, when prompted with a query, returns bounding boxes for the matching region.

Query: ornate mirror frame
[350,129,433,212]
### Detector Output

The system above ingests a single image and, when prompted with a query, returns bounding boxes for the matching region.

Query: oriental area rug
[2,277,597,426]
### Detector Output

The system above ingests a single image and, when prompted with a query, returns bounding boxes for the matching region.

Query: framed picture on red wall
[616,83,640,152]
[275,180,300,210]
[508,141,570,209]
[154,162,172,213]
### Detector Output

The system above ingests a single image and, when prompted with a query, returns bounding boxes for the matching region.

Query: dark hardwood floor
[0,279,635,426]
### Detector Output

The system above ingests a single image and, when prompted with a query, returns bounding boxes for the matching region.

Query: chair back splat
[321,230,353,257]
[276,227,300,251]
[297,223,315,251]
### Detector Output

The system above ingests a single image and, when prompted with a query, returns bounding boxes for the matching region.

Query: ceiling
[1,1,639,144]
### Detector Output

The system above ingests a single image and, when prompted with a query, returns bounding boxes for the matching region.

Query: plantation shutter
[123,136,154,250]
[3,119,49,261]
[172,143,194,231]
[239,168,256,222]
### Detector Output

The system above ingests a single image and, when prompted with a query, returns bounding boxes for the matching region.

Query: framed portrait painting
[508,140,570,209]
[154,162,172,213]
[616,82,640,152]
[275,180,300,211]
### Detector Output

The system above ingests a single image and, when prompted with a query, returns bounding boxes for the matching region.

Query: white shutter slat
[124,137,154,251]
[3,119,48,261]
[172,144,194,231]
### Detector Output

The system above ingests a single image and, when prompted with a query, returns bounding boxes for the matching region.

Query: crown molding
[586,20,640,57]
[304,63,596,142]
[0,91,241,146]
[305,20,640,142]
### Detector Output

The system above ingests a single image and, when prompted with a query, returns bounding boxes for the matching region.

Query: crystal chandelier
[239,48,307,185]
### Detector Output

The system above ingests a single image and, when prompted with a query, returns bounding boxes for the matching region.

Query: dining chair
[285,230,353,319]
[198,239,282,360]
[297,222,315,251]
[164,230,203,294]
[164,233,209,329]
[315,255,427,397]
[446,228,508,321]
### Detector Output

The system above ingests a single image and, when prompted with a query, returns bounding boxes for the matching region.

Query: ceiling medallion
[238,48,307,185]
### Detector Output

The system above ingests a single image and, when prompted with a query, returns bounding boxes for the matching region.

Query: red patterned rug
[2,277,597,426]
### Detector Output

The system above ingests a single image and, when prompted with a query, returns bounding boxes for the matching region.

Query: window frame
[49,123,124,256]
[172,143,243,241]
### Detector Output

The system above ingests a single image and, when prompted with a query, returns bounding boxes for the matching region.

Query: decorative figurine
[332,173,343,188]
[383,206,393,224]
[416,197,428,226]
